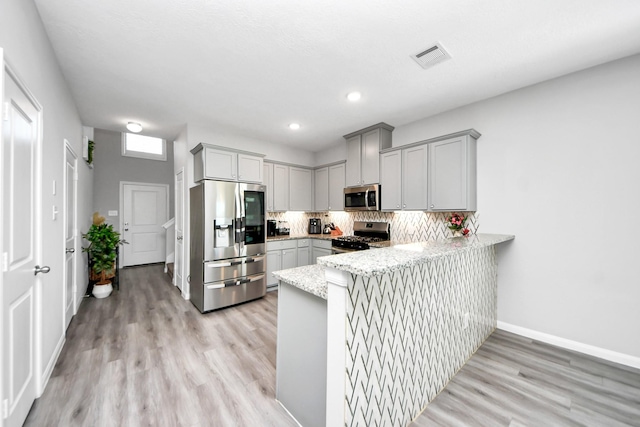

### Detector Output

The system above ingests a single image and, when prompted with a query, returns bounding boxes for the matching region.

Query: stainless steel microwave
[344,184,380,211]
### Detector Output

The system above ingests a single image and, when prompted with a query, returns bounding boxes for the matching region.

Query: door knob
[66,248,75,253]
[34,265,51,275]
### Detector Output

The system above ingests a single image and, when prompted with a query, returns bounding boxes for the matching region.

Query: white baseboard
[38,334,65,397]
[497,321,640,370]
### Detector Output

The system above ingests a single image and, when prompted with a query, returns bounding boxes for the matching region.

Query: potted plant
[82,212,127,298]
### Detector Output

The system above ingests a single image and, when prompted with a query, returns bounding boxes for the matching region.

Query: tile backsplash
[267,211,479,243]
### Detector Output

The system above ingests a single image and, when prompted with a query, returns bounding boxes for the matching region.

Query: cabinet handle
[403,204,406,208]
[397,204,400,208]
[430,204,434,209]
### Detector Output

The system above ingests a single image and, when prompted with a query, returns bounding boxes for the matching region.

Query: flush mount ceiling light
[126,121,143,133]
[347,91,361,102]
[288,123,300,130]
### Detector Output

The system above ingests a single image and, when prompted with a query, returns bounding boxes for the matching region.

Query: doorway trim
[63,140,78,325]
[118,181,170,267]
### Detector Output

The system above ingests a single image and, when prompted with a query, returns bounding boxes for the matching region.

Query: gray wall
[390,54,640,361]
[93,128,175,232]
[1,0,94,394]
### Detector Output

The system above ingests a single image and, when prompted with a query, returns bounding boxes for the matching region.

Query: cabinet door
[380,151,402,210]
[429,137,471,211]
[266,250,281,287]
[289,167,313,211]
[297,247,310,267]
[281,248,297,270]
[204,148,237,181]
[312,247,332,264]
[361,129,381,185]
[314,167,329,211]
[345,135,362,187]
[402,145,429,210]
[273,164,289,211]
[264,163,274,212]
[328,163,345,210]
[238,153,263,183]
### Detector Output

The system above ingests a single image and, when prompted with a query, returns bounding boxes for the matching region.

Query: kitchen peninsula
[273,234,514,427]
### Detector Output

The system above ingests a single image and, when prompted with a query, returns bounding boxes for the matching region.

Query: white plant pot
[92,282,113,299]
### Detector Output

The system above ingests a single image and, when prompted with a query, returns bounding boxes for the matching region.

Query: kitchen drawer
[204,255,265,283]
[200,273,266,312]
[297,239,309,248]
[267,240,297,251]
[312,239,332,250]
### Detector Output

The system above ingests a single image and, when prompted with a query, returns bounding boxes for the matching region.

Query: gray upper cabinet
[380,151,402,210]
[238,153,263,183]
[328,163,345,210]
[264,162,274,211]
[192,143,264,183]
[273,164,290,211]
[314,167,329,211]
[345,135,362,187]
[289,167,313,211]
[379,129,480,212]
[429,134,478,211]
[402,145,429,210]
[315,163,346,211]
[344,123,393,187]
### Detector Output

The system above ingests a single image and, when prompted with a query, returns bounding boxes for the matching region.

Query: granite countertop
[267,234,335,242]
[272,234,514,298]
[272,264,328,300]
[317,234,514,277]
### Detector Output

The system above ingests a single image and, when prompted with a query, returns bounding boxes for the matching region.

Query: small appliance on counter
[267,220,277,237]
[276,221,290,235]
[309,218,322,234]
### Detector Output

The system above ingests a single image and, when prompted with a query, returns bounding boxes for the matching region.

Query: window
[122,133,167,161]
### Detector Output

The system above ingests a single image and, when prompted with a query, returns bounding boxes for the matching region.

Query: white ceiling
[34,0,640,152]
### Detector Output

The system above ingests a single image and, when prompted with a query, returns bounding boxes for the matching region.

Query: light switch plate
[108,210,118,217]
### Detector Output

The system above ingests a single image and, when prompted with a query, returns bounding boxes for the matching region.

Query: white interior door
[175,169,184,291]
[63,143,77,328]
[121,182,169,267]
[2,58,43,427]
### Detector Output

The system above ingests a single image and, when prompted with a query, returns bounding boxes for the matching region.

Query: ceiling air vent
[411,42,451,69]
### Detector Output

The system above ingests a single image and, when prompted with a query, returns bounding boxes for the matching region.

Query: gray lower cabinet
[297,239,310,267]
[312,239,332,264]
[266,240,298,288]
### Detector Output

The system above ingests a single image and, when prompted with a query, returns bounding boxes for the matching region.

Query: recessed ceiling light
[126,121,143,133]
[347,92,361,102]
[289,123,300,130]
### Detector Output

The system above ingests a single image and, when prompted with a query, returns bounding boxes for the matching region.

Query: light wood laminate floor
[27,265,640,426]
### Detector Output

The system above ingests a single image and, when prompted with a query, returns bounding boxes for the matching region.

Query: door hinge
[2,398,8,419]
[2,102,9,121]
[2,252,8,273]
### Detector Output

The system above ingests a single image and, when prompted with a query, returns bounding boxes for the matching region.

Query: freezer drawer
[195,273,266,312]
[203,255,265,283]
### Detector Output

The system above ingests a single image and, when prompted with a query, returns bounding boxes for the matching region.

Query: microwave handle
[365,188,369,207]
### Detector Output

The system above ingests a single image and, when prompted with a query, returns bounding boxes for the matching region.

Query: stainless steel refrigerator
[190,180,267,312]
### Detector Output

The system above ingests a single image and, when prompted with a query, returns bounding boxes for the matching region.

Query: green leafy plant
[82,221,127,285]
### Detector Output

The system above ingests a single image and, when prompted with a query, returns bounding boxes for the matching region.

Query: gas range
[331,221,390,253]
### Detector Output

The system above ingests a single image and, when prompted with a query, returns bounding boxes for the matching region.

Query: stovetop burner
[331,221,390,252]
